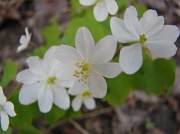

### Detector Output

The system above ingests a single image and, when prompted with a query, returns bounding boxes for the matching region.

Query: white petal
[75,27,95,58]
[55,45,81,64]
[17,36,29,53]
[0,87,6,105]
[60,80,74,88]
[2,102,16,117]
[72,95,82,111]
[120,43,142,74]
[94,1,108,21]
[19,83,42,105]
[43,46,59,74]
[38,87,53,113]
[140,10,164,37]
[26,56,46,77]
[53,87,70,110]
[105,0,118,15]
[148,25,180,43]
[79,0,96,6]
[68,81,86,95]
[91,35,117,64]
[25,27,31,40]
[84,97,95,110]
[0,111,9,131]
[91,63,121,78]
[145,41,177,58]
[16,69,39,84]
[87,72,107,98]
[124,6,140,38]
[110,17,138,43]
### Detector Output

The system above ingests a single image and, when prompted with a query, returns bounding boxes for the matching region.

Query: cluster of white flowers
[14,3,179,131]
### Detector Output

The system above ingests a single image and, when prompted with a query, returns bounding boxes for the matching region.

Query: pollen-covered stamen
[46,76,56,85]
[82,90,91,98]
[140,34,147,44]
[73,60,92,83]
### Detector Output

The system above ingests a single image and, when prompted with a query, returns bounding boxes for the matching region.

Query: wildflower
[17,47,72,113]
[56,27,121,98]
[69,83,96,111]
[79,0,118,21]
[17,27,31,53]
[0,86,16,131]
[110,6,179,74]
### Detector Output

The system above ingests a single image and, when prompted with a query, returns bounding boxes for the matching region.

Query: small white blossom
[17,27,31,53]
[79,0,118,21]
[110,6,180,74]
[69,83,96,111]
[55,27,121,99]
[0,86,16,131]
[17,47,73,113]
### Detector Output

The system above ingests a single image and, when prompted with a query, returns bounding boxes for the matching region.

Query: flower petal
[0,111,9,131]
[0,87,6,106]
[140,10,164,37]
[19,83,42,105]
[38,87,53,113]
[124,6,140,38]
[105,0,118,15]
[110,17,138,43]
[94,1,108,21]
[87,72,107,98]
[79,0,96,6]
[3,102,16,117]
[148,25,180,43]
[17,36,29,53]
[84,97,95,110]
[120,43,142,74]
[91,63,121,78]
[16,69,39,84]
[91,35,117,64]
[26,56,46,77]
[53,87,70,110]
[43,46,61,75]
[75,27,95,58]
[25,27,31,39]
[145,41,177,58]
[68,81,86,96]
[72,95,82,111]
[55,45,81,64]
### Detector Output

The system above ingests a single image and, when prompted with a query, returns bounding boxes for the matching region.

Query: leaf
[0,60,17,88]
[8,90,41,127]
[44,105,66,125]
[105,72,142,106]
[0,128,12,134]
[141,57,176,95]
[63,107,82,119]
[18,124,43,134]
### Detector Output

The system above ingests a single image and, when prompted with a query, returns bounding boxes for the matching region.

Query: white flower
[110,6,179,74]
[79,0,118,21]
[17,27,31,53]
[0,86,16,131]
[17,47,72,113]
[69,82,96,111]
[55,27,121,99]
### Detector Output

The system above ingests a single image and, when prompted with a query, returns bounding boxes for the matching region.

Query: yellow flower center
[46,76,56,85]
[139,34,147,44]
[73,60,92,83]
[82,90,91,98]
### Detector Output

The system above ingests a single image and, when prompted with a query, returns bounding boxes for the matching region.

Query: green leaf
[64,107,82,119]
[141,57,176,95]
[0,60,17,88]
[44,105,66,125]
[0,128,12,134]
[8,90,41,127]
[105,72,142,106]
[18,124,43,134]
[61,15,107,47]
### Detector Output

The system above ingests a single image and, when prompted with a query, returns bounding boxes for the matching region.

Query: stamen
[82,90,91,97]
[73,60,92,83]
[140,34,147,44]
[46,76,56,85]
